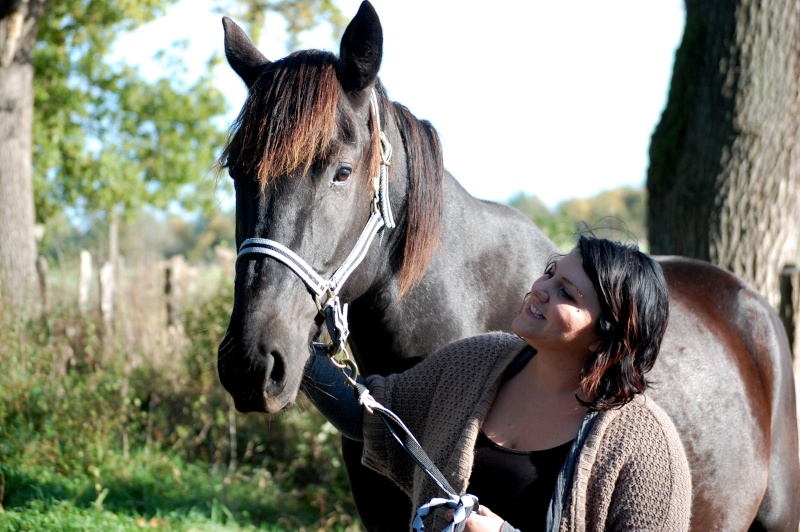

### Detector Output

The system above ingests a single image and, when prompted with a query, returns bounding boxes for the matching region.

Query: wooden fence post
[79,250,92,314]
[165,260,175,327]
[36,256,48,313]
[779,265,799,360]
[99,261,115,331]
[165,255,185,327]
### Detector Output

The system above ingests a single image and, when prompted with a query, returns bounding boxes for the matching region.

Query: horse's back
[649,256,800,530]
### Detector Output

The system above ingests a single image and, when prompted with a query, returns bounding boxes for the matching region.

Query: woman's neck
[523,348,586,396]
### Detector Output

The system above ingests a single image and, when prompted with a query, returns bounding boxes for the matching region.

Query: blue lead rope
[353,381,479,532]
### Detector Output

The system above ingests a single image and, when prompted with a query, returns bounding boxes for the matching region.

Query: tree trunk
[647,0,800,309]
[0,0,45,313]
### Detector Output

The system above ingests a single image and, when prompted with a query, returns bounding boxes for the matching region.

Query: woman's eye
[560,287,574,301]
[333,167,352,183]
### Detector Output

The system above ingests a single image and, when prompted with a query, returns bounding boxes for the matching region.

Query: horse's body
[217,3,800,530]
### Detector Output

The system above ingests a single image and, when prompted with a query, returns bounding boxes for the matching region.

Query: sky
[111,0,686,208]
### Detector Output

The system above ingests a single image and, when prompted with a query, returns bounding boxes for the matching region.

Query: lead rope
[353,380,479,532]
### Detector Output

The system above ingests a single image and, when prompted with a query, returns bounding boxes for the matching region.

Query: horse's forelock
[220,50,345,187]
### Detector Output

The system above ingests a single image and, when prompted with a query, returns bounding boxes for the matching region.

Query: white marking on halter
[236,86,395,356]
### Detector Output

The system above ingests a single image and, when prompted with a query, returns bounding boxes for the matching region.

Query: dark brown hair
[575,234,669,410]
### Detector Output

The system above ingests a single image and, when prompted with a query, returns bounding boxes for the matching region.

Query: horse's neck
[348,173,559,376]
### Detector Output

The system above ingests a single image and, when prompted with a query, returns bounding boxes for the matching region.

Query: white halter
[236,89,394,356]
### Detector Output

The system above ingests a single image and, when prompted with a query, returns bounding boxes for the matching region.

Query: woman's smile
[527,303,545,320]
[512,249,601,356]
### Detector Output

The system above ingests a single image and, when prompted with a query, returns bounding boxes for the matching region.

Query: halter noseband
[235,89,394,375]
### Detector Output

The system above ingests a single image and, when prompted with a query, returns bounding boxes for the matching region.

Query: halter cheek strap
[235,88,394,359]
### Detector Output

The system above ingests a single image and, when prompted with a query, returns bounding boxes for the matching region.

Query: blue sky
[111,0,685,208]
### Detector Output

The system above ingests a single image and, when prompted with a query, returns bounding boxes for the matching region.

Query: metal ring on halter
[329,354,360,388]
[340,358,360,387]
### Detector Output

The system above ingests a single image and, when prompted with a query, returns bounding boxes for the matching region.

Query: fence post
[779,265,799,360]
[79,250,92,314]
[100,261,115,332]
[36,256,48,313]
[165,255,185,327]
[165,260,175,327]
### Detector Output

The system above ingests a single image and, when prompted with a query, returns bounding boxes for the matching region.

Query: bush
[0,269,358,530]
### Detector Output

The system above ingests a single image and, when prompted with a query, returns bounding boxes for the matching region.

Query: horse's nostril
[267,350,285,387]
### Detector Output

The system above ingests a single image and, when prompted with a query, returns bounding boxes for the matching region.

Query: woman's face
[512,248,602,357]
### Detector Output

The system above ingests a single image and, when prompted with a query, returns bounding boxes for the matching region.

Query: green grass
[0,278,359,531]
[0,454,357,531]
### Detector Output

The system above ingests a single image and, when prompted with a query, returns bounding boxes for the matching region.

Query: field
[0,253,359,531]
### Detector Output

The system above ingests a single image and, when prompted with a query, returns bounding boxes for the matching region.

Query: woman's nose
[532,282,548,302]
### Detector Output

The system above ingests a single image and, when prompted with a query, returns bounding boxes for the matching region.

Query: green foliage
[0,271,358,530]
[506,186,648,251]
[33,0,229,222]
[29,0,346,225]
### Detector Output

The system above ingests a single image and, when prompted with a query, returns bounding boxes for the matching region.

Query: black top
[467,431,572,531]
[464,344,572,531]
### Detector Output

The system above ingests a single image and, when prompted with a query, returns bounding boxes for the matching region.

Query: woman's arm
[301,354,365,441]
[604,400,692,531]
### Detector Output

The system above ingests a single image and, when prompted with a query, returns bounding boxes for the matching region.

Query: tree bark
[0,0,45,312]
[647,0,800,309]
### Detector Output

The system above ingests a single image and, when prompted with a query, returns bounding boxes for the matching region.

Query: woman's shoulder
[596,396,684,450]
[432,331,526,362]
[367,332,524,392]
[617,395,682,439]
[596,395,691,480]
[369,332,526,408]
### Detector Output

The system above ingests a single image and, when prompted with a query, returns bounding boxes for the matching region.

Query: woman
[303,234,692,531]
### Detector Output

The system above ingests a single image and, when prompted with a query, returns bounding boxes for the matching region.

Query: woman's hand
[444,504,505,532]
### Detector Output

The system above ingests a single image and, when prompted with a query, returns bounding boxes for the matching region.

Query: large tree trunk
[0,0,45,312]
[647,0,800,309]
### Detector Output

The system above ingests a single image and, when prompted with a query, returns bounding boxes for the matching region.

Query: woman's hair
[575,234,669,410]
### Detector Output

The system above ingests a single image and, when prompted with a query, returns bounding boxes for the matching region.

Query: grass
[0,262,359,531]
[0,453,357,531]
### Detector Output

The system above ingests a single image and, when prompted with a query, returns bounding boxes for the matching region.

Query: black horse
[216,3,800,530]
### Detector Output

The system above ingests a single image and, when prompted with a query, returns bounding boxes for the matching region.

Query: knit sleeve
[359,337,472,493]
[360,332,525,497]
[589,398,692,531]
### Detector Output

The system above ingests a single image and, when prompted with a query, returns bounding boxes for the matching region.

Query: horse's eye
[333,167,351,184]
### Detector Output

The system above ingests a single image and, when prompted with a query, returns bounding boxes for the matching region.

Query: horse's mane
[219,50,443,298]
[382,93,444,297]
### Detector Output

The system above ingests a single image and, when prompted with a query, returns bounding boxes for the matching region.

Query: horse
[216,2,800,530]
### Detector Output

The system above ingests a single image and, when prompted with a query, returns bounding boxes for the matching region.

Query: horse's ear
[223,17,270,88]
[338,1,383,94]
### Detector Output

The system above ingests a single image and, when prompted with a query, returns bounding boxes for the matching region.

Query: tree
[0,0,46,310]
[32,0,228,222]
[559,188,647,249]
[508,188,647,251]
[0,0,344,311]
[647,1,800,308]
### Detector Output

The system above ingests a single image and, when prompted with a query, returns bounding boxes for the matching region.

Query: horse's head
[217,2,441,413]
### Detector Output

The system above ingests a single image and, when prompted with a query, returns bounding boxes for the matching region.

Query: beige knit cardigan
[361,332,692,531]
